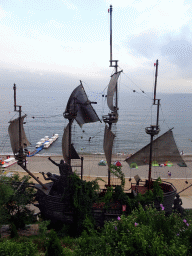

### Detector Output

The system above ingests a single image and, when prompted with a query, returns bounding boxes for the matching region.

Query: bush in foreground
[0,240,37,256]
[75,205,192,256]
[0,173,36,229]
[45,229,64,256]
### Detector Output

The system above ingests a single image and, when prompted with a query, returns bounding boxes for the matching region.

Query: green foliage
[45,229,64,256]
[56,224,71,238]
[82,215,96,235]
[30,236,47,254]
[62,173,100,236]
[75,205,191,256]
[39,220,50,237]
[113,185,132,209]
[0,176,14,225]
[5,173,36,229]
[0,240,37,256]
[10,223,18,239]
[110,164,125,188]
[102,186,113,208]
[62,247,74,256]
[131,178,164,209]
[153,177,164,203]
[94,178,164,215]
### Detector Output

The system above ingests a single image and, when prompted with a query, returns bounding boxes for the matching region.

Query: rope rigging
[119,66,151,98]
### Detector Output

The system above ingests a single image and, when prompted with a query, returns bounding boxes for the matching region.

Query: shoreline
[3,154,192,177]
[3,170,192,196]
[1,154,192,196]
[2,152,192,157]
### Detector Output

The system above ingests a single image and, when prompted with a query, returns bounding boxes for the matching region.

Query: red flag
[154,63,156,66]
[108,9,109,13]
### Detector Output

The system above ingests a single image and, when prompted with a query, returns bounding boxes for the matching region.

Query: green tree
[0,175,14,225]
[0,173,36,229]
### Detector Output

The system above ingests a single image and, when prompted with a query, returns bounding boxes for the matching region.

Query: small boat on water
[27,134,59,157]
[0,157,17,168]
[35,134,59,149]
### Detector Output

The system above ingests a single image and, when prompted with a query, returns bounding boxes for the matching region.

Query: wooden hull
[35,180,177,225]
[35,183,73,224]
[131,180,177,214]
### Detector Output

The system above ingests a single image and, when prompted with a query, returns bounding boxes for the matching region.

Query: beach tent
[165,161,173,167]
[177,162,187,167]
[152,160,159,167]
[98,160,107,166]
[114,161,122,167]
[130,163,138,169]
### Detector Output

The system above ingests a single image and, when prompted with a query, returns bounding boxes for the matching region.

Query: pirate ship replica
[125,60,185,214]
[8,82,101,224]
[7,6,186,226]
[102,5,122,188]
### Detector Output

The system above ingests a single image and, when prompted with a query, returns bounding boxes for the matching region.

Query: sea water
[1,84,192,156]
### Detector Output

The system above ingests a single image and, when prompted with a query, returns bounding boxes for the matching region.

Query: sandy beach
[2,154,192,196]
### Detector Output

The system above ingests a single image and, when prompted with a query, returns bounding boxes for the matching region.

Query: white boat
[54,134,59,139]
[51,134,59,142]
[36,141,43,148]
[35,134,59,149]
[49,138,53,144]
[43,141,51,149]
[1,157,17,168]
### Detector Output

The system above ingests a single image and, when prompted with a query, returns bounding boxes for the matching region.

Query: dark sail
[8,115,30,154]
[62,123,80,164]
[65,84,100,127]
[103,125,115,167]
[125,129,185,166]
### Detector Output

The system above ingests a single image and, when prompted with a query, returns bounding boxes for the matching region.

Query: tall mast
[109,5,118,113]
[13,84,23,160]
[109,5,112,68]
[12,84,47,189]
[13,83,17,111]
[153,59,158,105]
[107,5,119,186]
[145,60,160,189]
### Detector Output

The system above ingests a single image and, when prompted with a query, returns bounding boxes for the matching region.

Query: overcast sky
[1,0,192,93]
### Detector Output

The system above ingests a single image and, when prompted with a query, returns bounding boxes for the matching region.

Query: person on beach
[48,157,72,176]
[168,171,171,177]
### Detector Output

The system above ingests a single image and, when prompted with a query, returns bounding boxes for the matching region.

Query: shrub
[0,176,14,225]
[0,240,37,256]
[75,205,190,255]
[63,247,74,256]
[10,223,18,239]
[45,229,64,256]
[110,164,125,188]
[39,220,50,237]
[1,173,36,229]
[62,173,100,236]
